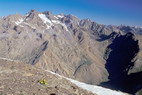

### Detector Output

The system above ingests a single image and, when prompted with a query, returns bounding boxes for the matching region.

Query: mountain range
[0,10,142,95]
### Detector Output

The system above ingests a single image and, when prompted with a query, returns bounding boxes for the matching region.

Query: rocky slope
[0,10,142,94]
[0,59,96,95]
[0,58,128,95]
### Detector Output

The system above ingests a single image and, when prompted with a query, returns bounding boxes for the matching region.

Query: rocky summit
[0,10,142,95]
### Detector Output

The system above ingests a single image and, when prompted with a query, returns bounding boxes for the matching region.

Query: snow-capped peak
[38,13,69,31]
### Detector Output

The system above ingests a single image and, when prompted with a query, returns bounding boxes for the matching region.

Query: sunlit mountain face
[0,0,141,95]
[0,10,141,94]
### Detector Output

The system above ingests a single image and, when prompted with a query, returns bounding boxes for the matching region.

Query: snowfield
[46,70,129,95]
[38,14,52,24]
[38,13,69,31]
[15,18,24,25]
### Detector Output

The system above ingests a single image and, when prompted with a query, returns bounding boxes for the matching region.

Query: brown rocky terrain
[0,59,95,95]
[0,10,141,94]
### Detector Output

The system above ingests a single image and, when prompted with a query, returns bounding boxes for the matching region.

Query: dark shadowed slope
[100,32,141,94]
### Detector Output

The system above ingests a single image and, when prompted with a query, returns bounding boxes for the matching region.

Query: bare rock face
[0,10,142,94]
[0,10,110,85]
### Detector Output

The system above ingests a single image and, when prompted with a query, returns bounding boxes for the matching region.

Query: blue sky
[0,0,142,26]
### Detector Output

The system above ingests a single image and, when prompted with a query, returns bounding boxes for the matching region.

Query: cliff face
[0,10,142,94]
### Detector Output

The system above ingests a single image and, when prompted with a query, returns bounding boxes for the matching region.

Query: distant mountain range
[0,10,142,95]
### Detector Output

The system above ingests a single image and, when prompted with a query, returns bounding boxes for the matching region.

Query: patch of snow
[38,14,52,24]
[25,13,30,17]
[52,20,68,31]
[19,25,24,27]
[134,26,137,28]
[15,18,24,25]
[0,57,18,62]
[38,14,53,29]
[54,16,58,19]
[134,26,142,29]
[45,70,128,95]
[61,23,69,31]
[57,15,64,18]
[52,20,60,24]
[67,79,128,95]
[24,22,36,29]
